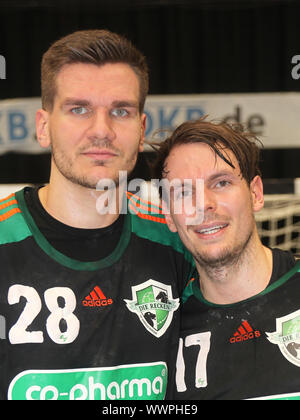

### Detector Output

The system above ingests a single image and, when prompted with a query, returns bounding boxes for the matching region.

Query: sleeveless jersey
[0,188,195,400]
[172,249,300,400]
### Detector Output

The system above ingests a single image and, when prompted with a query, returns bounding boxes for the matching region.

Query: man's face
[163,142,264,269]
[36,62,146,189]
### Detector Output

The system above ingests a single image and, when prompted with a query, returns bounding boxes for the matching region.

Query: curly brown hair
[151,116,262,189]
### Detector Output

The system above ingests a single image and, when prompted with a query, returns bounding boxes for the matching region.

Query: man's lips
[194,222,229,237]
[82,149,118,159]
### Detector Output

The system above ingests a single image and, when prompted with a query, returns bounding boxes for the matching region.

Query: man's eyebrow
[61,98,139,108]
[61,98,91,107]
[171,173,235,188]
[111,100,139,108]
[207,171,236,182]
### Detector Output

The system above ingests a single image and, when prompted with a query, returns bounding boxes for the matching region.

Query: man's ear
[162,199,178,233]
[36,109,51,149]
[250,175,264,213]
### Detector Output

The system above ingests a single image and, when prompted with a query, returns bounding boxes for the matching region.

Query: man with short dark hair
[153,117,300,400]
[0,30,194,400]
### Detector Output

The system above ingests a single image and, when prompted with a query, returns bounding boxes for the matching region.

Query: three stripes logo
[230,320,261,344]
[82,286,113,308]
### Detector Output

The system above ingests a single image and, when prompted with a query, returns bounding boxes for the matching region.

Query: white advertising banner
[144,92,300,150]
[0,93,300,154]
[0,97,42,154]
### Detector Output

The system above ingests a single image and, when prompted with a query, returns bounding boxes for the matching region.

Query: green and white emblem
[124,279,180,338]
[266,309,300,367]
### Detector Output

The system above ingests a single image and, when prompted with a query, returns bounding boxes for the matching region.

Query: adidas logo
[229,320,261,343]
[82,286,113,307]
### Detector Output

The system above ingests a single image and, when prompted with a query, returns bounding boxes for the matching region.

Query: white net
[255,194,300,254]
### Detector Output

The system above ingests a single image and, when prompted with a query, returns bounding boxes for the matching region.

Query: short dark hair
[151,116,262,189]
[41,29,149,113]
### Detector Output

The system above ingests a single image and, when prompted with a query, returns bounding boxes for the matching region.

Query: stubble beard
[193,220,256,279]
[50,137,140,190]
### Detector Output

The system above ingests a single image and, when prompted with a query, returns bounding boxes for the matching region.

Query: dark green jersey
[172,249,300,400]
[0,188,195,400]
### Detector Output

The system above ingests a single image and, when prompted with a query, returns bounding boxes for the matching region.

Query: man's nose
[87,109,116,141]
[203,186,217,213]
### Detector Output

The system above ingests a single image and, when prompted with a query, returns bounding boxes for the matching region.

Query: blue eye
[71,107,88,115]
[111,108,129,118]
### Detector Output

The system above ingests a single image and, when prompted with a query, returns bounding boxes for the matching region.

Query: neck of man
[195,230,273,305]
[38,168,123,229]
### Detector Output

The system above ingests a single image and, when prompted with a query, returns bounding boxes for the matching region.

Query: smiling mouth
[195,223,229,236]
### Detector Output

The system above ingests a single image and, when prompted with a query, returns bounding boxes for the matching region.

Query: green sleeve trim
[128,193,194,262]
[0,190,32,245]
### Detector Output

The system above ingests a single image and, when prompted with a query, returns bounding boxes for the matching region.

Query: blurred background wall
[0,0,299,189]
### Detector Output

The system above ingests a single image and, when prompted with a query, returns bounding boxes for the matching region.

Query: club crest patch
[124,279,180,338]
[266,309,300,367]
